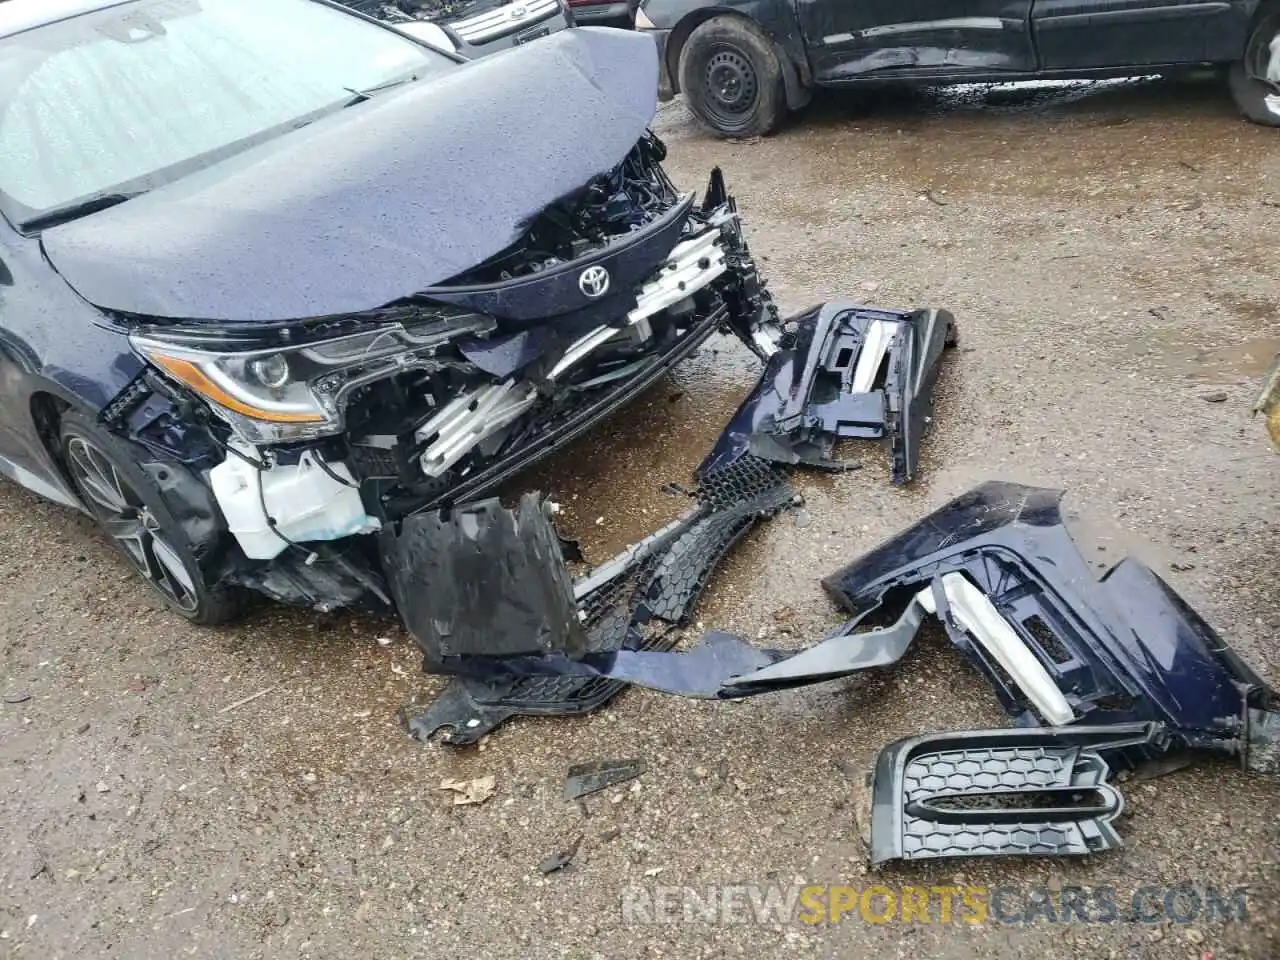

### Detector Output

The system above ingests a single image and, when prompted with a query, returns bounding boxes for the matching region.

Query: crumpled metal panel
[41,28,658,321]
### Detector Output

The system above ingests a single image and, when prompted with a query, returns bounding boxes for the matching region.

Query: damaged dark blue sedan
[0,0,781,622]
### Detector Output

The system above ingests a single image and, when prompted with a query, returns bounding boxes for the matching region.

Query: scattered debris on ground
[537,836,583,875]
[402,457,797,743]
[438,775,496,806]
[399,476,1278,862]
[216,685,280,715]
[564,759,646,800]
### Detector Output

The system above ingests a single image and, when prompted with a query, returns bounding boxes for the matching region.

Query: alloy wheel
[66,436,199,613]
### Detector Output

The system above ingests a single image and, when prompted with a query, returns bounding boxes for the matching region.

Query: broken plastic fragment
[538,836,582,874]
[824,481,1279,761]
[917,573,1074,725]
[565,759,646,800]
[381,493,587,668]
[438,775,496,805]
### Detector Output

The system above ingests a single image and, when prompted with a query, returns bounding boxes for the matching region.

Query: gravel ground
[2,76,1279,959]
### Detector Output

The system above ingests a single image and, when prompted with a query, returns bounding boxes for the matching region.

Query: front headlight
[131,313,493,445]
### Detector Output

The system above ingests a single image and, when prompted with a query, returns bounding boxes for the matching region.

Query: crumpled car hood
[40,27,658,323]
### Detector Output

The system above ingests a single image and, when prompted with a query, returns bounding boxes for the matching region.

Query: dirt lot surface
[3,77,1280,959]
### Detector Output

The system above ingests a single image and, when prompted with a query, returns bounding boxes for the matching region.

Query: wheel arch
[666,7,812,109]
[26,388,86,507]
[1236,0,1275,54]
[30,390,72,468]
[54,398,234,575]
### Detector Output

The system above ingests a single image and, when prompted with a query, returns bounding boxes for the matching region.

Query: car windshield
[0,0,452,229]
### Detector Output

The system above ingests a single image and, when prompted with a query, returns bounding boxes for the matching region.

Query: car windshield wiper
[341,73,421,107]
[19,192,139,232]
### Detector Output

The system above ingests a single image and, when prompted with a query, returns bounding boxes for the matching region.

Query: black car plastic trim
[869,723,1166,865]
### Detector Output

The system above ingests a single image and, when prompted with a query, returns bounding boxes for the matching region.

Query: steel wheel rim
[67,437,199,613]
[702,45,759,128]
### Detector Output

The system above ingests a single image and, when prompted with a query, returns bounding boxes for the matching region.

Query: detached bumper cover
[401,456,797,743]
[699,302,956,483]
[823,481,1279,762]
[404,480,1280,771]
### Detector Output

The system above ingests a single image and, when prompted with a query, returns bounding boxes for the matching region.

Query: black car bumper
[571,3,634,29]
[645,28,675,99]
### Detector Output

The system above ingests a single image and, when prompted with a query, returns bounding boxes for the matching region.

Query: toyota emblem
[578,265,610,298]
[510,5,527,17]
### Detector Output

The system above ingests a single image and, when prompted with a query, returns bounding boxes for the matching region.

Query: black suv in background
[635,0,1280,136]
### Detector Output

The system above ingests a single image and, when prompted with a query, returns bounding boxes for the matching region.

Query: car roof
[0,0,138,40]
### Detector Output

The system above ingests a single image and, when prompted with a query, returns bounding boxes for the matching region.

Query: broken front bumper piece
[398,456,797,744]
[869,723,1166,865]
[405,480,1280,772]
[663,481,1279,768]
[699,302,957,483]
[822,481,1280,771]
[381,493,588,665]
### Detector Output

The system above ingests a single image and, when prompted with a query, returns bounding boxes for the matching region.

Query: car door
[795,0,1038,83]
[1031,0,1251,69]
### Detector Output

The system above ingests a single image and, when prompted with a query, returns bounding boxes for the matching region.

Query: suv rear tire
[678,16,787,138]
[1228,9,1280,125]
[60,409,246,625]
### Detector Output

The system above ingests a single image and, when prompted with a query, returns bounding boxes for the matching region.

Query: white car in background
[340,0,574,58]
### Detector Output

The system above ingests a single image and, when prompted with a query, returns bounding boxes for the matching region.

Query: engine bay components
[208,442,380,561]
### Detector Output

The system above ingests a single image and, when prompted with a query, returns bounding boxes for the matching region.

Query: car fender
[0,226,158,508]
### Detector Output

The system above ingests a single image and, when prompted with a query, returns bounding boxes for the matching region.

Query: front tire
[60,410,245,625]
[1228,9,1280,125]
[678,16,787,138]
